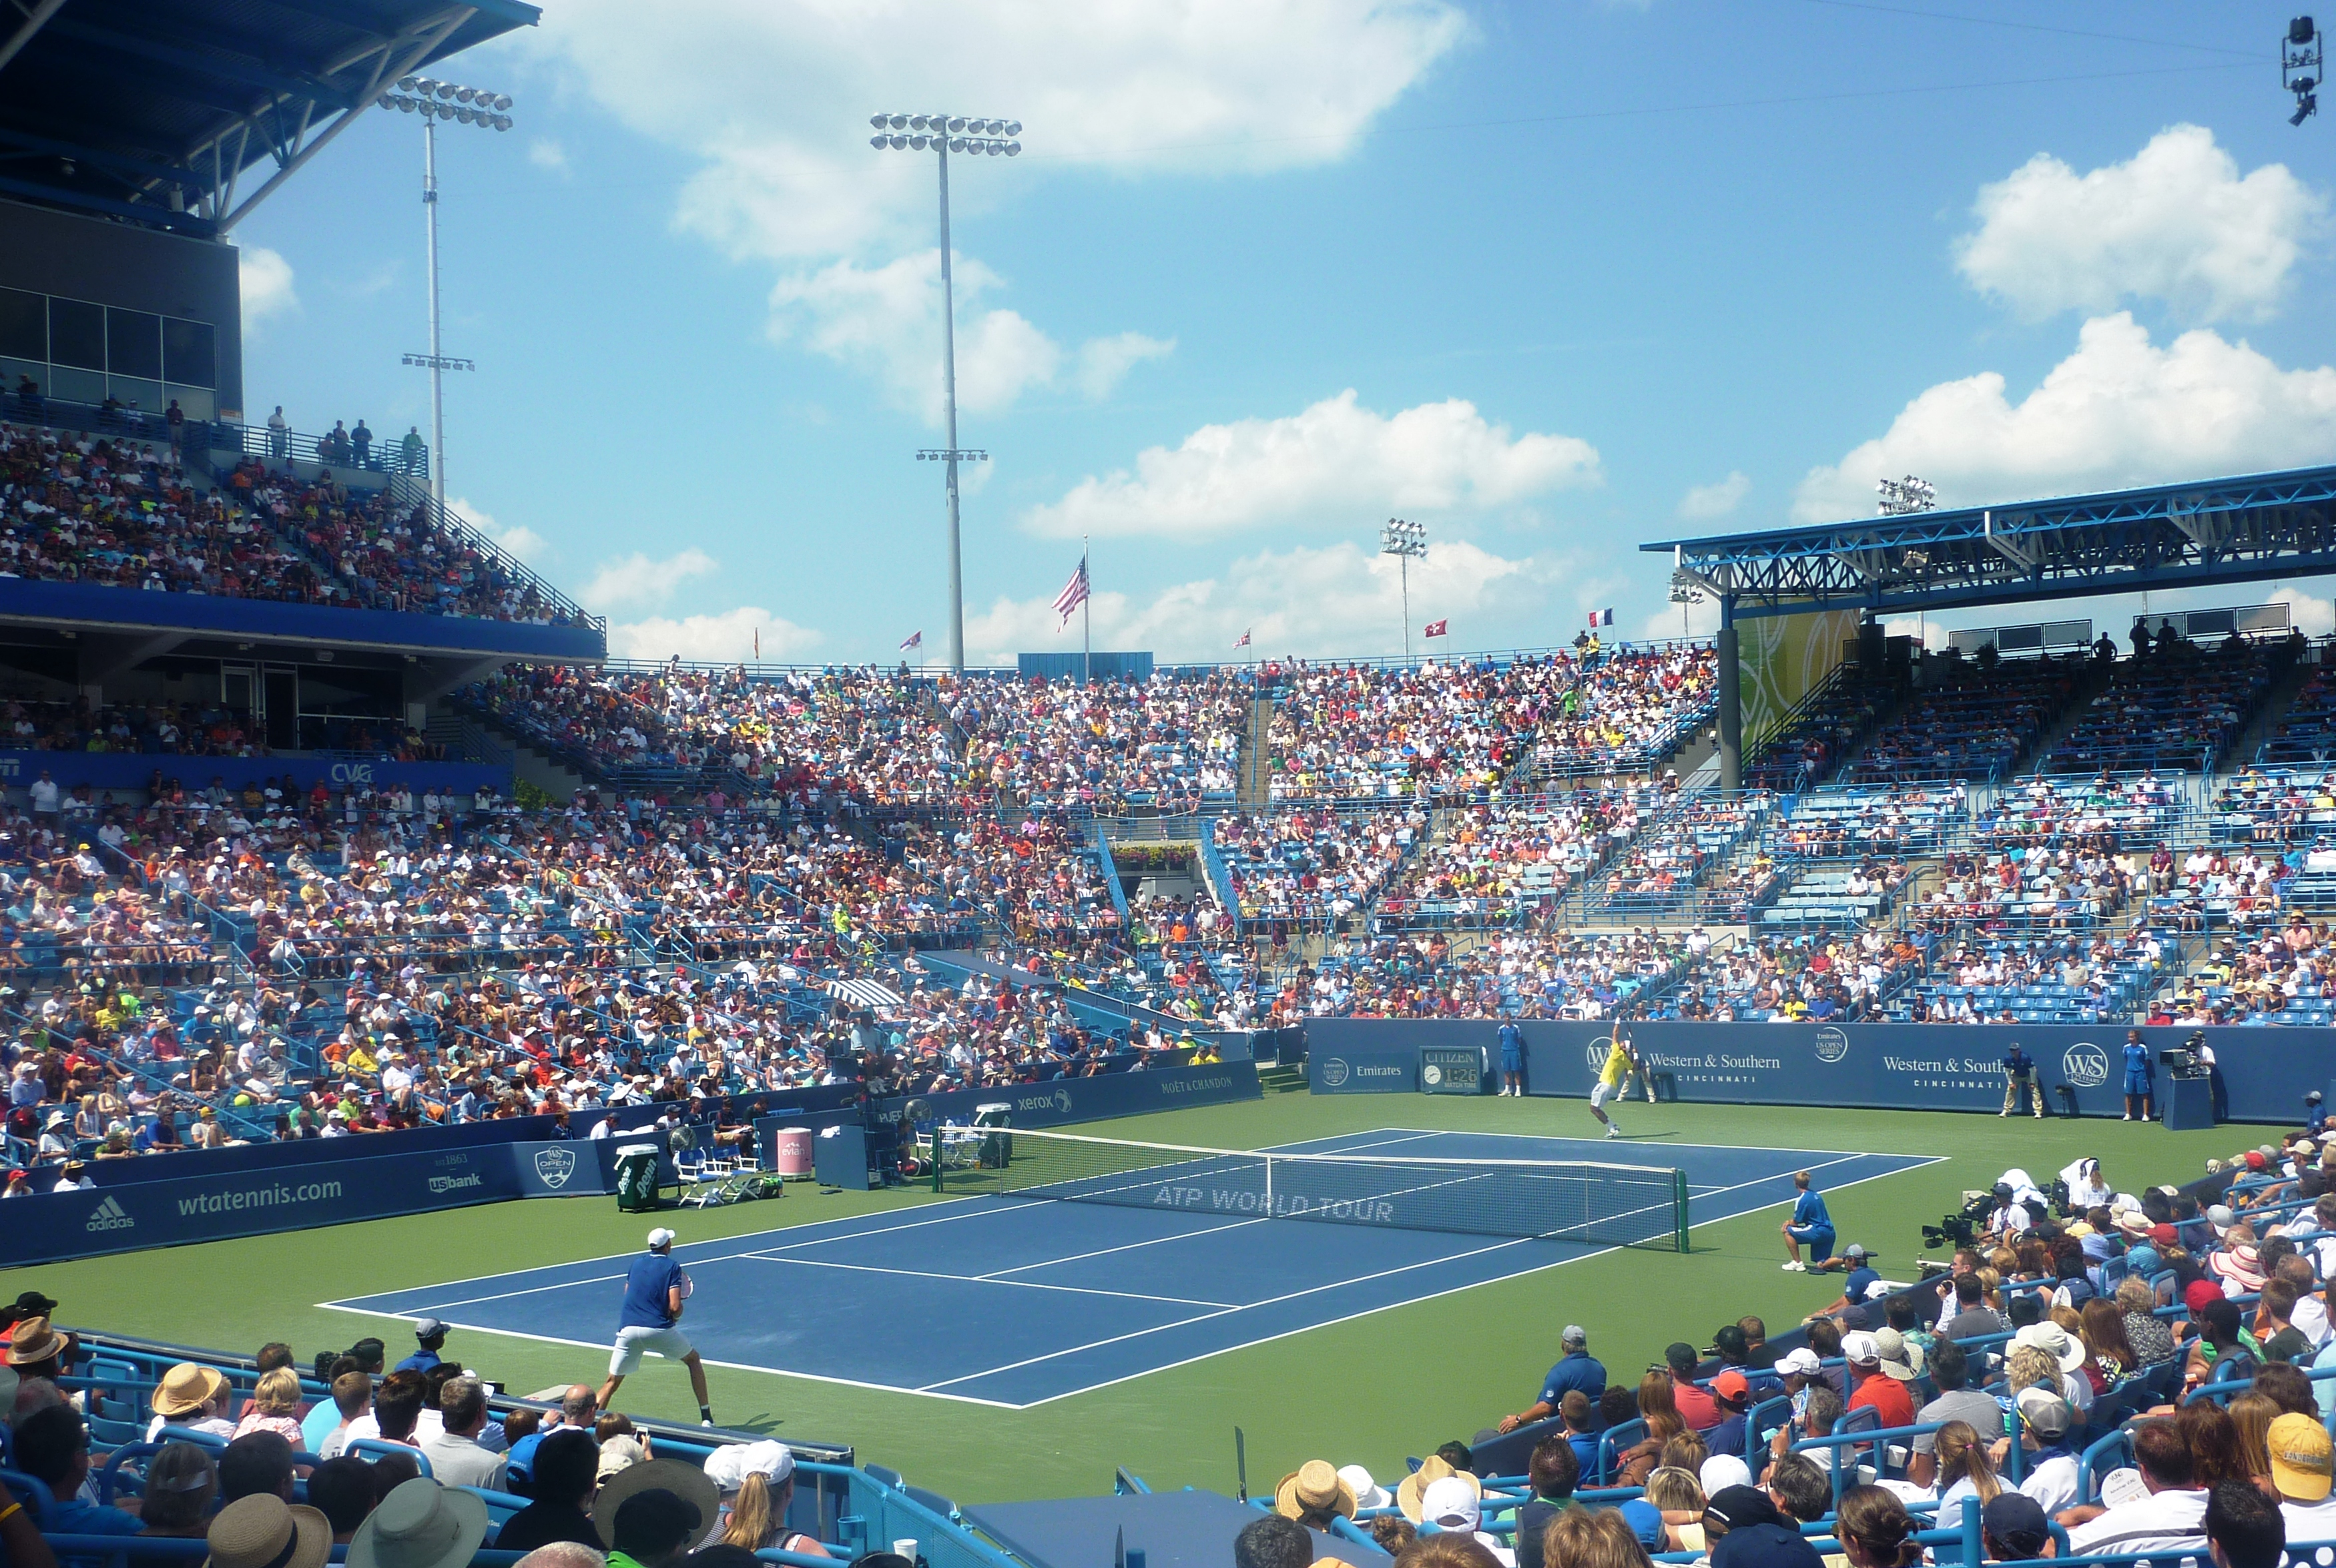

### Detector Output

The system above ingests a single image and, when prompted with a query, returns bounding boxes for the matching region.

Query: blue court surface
[322,1129,1940,1409]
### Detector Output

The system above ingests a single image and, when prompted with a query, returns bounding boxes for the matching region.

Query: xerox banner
[1303,1018,2334,1124]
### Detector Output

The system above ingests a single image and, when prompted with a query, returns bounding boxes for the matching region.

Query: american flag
[1234,629,1251,649]
[899,630,922,651]
[1053,556,1090,627]
[1423,619,1448,638]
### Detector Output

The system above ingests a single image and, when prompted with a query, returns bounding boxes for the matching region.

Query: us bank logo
[1321,1058,1351,1088]
[2063,1042,2110,1089]
[533,1147,577,1190]
[1814,1027,1849,1064]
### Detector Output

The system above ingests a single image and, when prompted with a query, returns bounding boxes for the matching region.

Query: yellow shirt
[1599,1046,1632,1088]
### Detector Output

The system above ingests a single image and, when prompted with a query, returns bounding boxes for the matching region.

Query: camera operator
[1986,1180,2035,1238]
[2001,1038,2043,1119]
[2190,1029,2228,1122]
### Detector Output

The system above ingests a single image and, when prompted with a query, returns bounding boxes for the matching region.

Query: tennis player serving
[1590,1026,1639,1140]
[597,1226,716,1427]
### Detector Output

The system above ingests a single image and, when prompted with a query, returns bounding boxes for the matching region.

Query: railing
[209,414,428,478]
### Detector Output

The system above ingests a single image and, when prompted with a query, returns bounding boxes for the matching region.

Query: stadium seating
[1843,655,2082,785]
[2044,639,2273,775]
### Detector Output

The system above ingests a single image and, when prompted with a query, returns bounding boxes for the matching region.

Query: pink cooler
[772,1128,815,1178]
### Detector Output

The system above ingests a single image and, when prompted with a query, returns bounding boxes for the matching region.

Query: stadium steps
[2224,651,2318,775]
[1257,1060,1307,1094]
[1237,696,1275,804]
[458,708,586,801]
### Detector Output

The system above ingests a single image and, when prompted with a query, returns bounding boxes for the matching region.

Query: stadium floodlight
[1877,474,1937,516]
[868,108,1027,673]
[1381,518,1428,661]
[376,79,516,515]
[2289,17,2323,124]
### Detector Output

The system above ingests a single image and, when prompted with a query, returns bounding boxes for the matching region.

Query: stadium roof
[1644,462,2336,623]
[0,0,539,240]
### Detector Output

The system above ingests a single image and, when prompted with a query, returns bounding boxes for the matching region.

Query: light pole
[1669,577,1702,641]
[1381,517,1428,661]
[378,77,513,514]
[870,111,1022,674]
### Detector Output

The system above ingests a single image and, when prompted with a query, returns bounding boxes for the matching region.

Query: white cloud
[1955,125,2325,324]
[577,548,721,612]
[448,498,553,566]
[607,607,822,663]
[768,254,1169,420]
[529,0,1470,264]
[1024,389,1601,539]
[1879,614,1948,651]
[528,139,571,176]
[967,537,1558,663]
[1793,313,2336,522]
[1677,472,1750,520]
[238,246,298,336]
[1075,332,1177,400]
[1639,594,1721,643]
[2267,582,2336,638]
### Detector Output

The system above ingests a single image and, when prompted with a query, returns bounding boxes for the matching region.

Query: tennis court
[322,1128,1938,1409]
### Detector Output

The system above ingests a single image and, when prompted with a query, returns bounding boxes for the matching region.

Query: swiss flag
[1423,619,1448,638]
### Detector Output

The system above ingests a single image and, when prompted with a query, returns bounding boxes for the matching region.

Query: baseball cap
[2014,1386,2072,1437]
[1982,1494,2050,1558]
[1561,1324,1587,1346]
[1712,1370,1751,1404]
[2150,1222,2178,1246]
[1843,1244,1868,1260]
[1777,1348,1822,1377]
[1705,1486,1784,1531]
[2208,1204,2237,1228]
[2271,1413,2334,1503]
[1421,1476,1480,1530]
[647,1227,677,1248]
[413,1319,447,1342]
[1711,1521,1825,1568]
[1841,1331,1880,1364]
[2184,1278,2226,1315]
[1617,1498,1667,1548]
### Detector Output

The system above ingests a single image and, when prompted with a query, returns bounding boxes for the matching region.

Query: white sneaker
[1782,1260,1805,1272]
[1605,1125,1623,1139]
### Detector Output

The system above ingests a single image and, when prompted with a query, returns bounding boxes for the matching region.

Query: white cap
[1778,1348,1823,1376]
[703,1440,794,1491]
[1422,1476,1479,1529]
[647,1227,676,1249]
[1841,1331,1880,1364]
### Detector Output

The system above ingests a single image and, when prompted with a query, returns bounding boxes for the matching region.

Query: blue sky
[232,1,2336,665]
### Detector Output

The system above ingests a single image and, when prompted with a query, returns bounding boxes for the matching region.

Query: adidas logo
[85,1196,134,1232]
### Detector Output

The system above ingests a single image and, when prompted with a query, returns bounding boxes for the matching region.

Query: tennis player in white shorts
[597,1226,716,1427]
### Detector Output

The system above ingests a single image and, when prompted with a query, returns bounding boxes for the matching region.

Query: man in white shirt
[2066,1422,2209,1560]
[2270,1413,2336,1545]
[2011,1388,2082,1517]
[420,1376,508,1490]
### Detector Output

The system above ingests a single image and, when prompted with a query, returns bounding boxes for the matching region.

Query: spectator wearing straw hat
[206,1495,332,1568]
[593,1457,719,1560]
[145,1360,235,1442]
[350,1479,491,1568]
[1275,1461,1358,1531]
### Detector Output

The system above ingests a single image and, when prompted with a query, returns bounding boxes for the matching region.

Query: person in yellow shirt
[1590,1024,1639,1140]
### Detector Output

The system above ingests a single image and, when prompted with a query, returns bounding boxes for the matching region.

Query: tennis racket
[676,1268,695,1300]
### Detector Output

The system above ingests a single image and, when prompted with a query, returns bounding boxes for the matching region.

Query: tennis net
[931,1126,1690,1248]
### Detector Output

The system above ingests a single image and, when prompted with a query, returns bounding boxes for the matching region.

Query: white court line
[976,1216,1271,1278]
[741,1253,1239,1309]
[918,1149,1902,1394]
[312,1302,1028,1411]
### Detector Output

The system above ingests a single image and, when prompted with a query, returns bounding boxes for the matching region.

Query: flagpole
[1082,535,1091,687]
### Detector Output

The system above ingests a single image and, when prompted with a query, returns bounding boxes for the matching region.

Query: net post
[931,1129,942,1195]
[1264,1154,1274,1218]
[1673,1167,1689,1252]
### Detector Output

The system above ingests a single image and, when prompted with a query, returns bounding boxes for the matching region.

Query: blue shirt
[1843,1264,1879,1303]
[1497,1023,1525,1060]
[1791,1190,1833,1232]
[48,1497,145,1568]
[395,1348,442,1375]
[1539,1349,1607,1406]
[300,1399,343,1455]
[2123,1042,2153,1080]
[620,1252,683,1329]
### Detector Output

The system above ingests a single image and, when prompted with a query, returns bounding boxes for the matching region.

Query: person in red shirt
[1665,1343,1723,1431]
[1841,1331,1915,1429]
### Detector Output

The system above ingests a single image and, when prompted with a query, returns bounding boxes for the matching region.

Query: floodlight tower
[2287,16,2322,124]
[870,111,1023,675]
[1381,517,1428,661]
[1875,475,1937,516]
[377,77,513,514]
